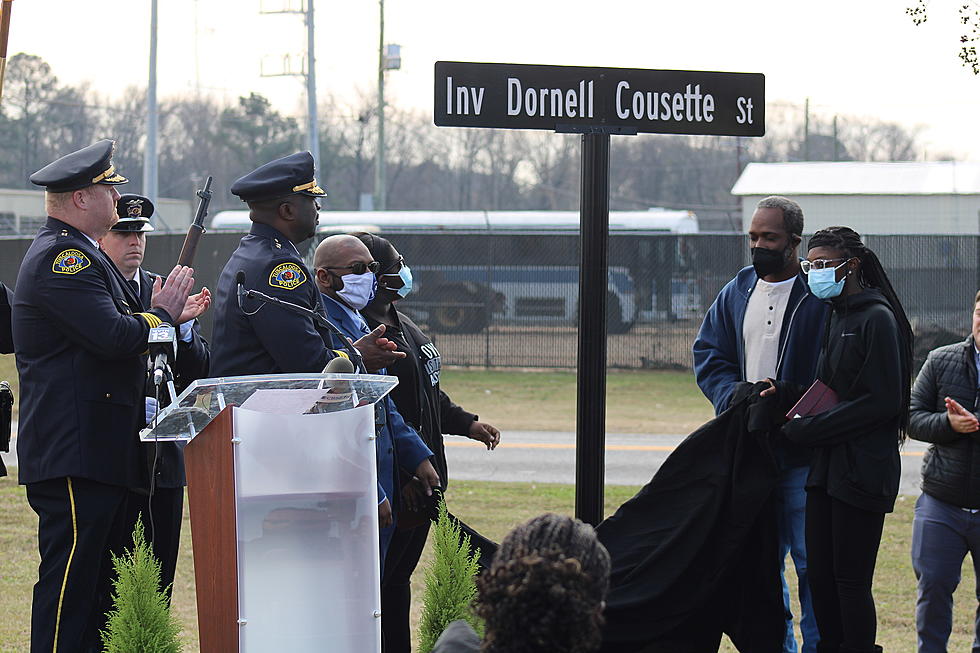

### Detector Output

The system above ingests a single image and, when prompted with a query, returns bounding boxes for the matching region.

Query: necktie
[127,279,139,296]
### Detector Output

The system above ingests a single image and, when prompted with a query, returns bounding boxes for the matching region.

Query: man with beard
[693,195,827,653]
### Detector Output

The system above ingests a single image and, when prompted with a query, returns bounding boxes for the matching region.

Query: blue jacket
[321,294,433,558]
[693,266,827,465]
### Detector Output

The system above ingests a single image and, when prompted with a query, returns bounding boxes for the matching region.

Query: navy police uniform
[210,152,346,376]
[14,140,174,652]
[111,196,210,601]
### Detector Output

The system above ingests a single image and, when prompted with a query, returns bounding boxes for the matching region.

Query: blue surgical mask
[807,262,847,299]
[396,264,413,298]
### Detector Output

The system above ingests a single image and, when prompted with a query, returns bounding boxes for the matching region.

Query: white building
[0,188,192,235]
[731,161,980,235]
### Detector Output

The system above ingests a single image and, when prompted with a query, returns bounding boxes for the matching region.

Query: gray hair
[756,196,804,237]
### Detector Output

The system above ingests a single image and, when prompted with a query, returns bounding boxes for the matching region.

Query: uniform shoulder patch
[51,249,92,275]
[268,262,307,290]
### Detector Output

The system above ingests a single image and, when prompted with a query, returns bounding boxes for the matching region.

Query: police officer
[13,140,195,653]
[99,193,211,601]
[211,151,404,376]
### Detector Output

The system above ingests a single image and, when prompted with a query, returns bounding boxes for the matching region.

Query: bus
[210,209,700,333]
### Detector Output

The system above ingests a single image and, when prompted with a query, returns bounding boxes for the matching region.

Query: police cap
[230,151,327,203]
[29,139,129,193]
[112,194,156,232]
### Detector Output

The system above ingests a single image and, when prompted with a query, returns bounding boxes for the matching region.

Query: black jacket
[597,382,785,653]
[0,282,12,354]
[909,335,980,508]
[782,289,906,513]
[13,218,173,487]
[362,310,477,487]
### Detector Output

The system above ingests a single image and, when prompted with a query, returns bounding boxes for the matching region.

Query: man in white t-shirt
[694,196,829,653]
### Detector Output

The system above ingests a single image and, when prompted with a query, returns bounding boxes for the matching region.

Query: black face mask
[751,246,789,278]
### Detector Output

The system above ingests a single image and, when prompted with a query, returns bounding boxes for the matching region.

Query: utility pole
[305,0,319,167]
[375,0,386,210]
[259,0,319,169]
[144,0,159,213]
[803,97,810,161]
[374,1,401,211]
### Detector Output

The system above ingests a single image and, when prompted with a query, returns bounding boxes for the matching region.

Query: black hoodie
[782,288,905,513]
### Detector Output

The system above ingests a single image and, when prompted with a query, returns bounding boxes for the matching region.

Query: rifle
[0,0,14,105]
[176,176,213,267]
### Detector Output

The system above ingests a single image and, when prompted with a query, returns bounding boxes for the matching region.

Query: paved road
[445,430,928,496]
[1,430,929,497]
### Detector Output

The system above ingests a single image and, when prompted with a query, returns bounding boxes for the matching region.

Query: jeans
[911,492,980,653]
[778,465,820,653]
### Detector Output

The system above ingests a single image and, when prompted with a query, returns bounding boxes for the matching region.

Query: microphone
[323,355,355,374]
[148,324,177,387]
[236,270,246,311]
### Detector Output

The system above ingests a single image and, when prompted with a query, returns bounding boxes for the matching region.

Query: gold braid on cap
[292,180,324,194]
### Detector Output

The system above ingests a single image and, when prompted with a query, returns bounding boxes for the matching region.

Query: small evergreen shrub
[417,497,483,653]
[100,518,183,653]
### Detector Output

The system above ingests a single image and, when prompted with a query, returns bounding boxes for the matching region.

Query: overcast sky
[6,0,980,158]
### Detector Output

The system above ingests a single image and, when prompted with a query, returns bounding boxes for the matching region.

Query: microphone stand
[239,284,366,373]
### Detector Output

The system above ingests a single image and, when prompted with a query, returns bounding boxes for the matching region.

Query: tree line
[0,53,934,228]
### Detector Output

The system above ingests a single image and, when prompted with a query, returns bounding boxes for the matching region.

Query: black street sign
[434,61,765,137]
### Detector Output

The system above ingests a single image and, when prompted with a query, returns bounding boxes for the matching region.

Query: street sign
[434,61,765,136]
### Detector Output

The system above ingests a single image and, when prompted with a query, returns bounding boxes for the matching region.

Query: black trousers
[26,476,131,653]
[805,487,886,653]
[382,521,431,653]
[125,486,184,602]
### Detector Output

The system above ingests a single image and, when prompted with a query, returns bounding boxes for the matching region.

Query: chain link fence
[1,230,975,371]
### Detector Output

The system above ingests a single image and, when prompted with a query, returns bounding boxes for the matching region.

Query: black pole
[575,132,609,527]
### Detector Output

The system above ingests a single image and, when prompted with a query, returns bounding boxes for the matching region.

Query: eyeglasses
[800,258,846,274]
[325,261,380,275]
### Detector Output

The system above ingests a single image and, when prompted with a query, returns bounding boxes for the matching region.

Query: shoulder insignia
[269,262,307,290]
[52,249,91,275]
[274,239,283,249]
[60,230,69,237]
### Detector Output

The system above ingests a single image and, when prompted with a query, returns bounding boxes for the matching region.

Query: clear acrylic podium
[140,373,398,653]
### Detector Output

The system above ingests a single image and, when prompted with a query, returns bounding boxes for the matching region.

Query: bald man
[313,235,439,564]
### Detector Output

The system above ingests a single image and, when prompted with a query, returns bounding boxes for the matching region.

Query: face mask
[751,246,789,278]
[337,271,377,310]
[807,262,847,299]
[395,265,413,298]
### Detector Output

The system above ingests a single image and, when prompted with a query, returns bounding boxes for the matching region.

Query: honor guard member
[211,151,405,377]
[100,193,211,602]
[13,140,195,653]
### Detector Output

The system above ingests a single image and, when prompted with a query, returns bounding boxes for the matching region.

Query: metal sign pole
[575,132,610,526]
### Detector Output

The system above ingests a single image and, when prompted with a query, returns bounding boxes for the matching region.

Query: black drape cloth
[597,382,788,653]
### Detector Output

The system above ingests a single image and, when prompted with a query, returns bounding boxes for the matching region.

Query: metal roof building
[731,162,980,234]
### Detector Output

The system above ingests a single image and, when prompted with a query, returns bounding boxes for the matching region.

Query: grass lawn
[0,358,713,434]
[439,367,713,434]
[0,476,972,653]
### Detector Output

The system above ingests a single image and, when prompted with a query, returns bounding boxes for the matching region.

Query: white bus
[210,209,699,333]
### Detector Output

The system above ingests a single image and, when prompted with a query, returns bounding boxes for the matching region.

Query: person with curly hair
[769,226,913,653]
[432,513,611,653]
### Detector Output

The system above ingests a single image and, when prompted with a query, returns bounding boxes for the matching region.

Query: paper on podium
[240,389,334,415]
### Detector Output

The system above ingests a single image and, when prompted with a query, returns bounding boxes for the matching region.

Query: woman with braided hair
[432,513,611,653]
[775,226,913,653]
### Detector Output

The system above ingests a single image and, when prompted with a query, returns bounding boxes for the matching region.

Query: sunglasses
[325,261,380,275]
